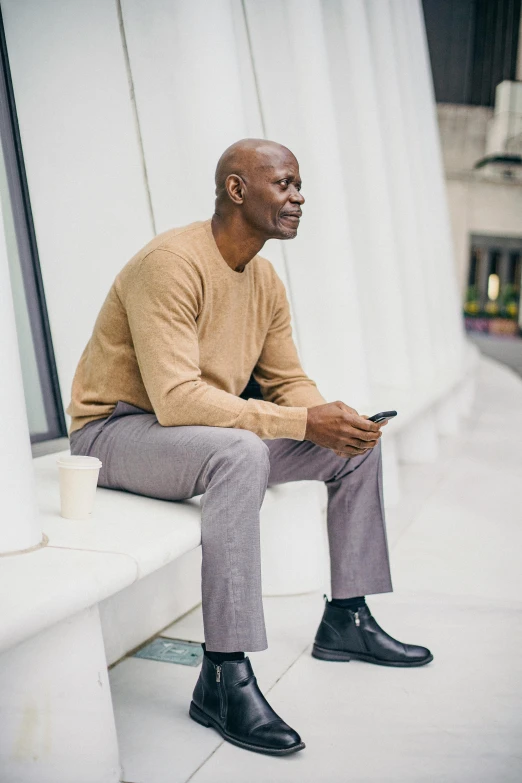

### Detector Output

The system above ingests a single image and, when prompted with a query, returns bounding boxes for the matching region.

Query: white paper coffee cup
[56,455,102,520]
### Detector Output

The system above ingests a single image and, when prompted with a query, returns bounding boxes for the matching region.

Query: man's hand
[305,401,387,458]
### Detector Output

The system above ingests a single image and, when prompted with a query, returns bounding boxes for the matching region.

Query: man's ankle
[201,642,245,664]
[330,595,366,611]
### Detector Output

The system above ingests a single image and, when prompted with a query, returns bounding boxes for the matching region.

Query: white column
[406,0,466,375]
[121,0,251,230]
[322,0,411,392]
[435,392,461,437]
[388,0,450,381]
[455,375,476,418]
[381,435,401,507]
[0,605,120,783]
[0,199,42,554]
[365,0,435,390]
[397,411,440,464]
[391,0,464,382]
[260,483,329,595]
[243,0,370,410]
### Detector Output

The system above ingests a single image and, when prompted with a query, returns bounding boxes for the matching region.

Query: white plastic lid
[56,455,102,469]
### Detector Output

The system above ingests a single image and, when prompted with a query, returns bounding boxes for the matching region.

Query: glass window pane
[0,14,65,443]
[0,141,49,436]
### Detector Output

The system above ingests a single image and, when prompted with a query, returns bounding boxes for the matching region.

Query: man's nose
[290,189,305,205]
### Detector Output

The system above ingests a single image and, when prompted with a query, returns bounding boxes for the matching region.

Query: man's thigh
[73,404,248,501]
[264,437,377,486]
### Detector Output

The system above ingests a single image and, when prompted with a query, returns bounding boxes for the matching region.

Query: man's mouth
[280,212,302,222]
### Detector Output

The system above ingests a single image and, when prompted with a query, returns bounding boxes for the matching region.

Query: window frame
[0,9,66,443]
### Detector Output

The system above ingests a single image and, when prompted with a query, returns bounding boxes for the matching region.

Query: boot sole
[189,701,306,756]
[312,644,433,667]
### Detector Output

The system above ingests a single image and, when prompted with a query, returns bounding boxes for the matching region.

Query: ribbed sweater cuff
[274,406,309,441]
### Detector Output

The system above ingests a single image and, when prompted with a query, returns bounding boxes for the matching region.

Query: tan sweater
[66,219,326,439]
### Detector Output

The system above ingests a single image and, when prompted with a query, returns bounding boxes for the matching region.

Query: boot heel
[312,644,351,662]
[189,701,211,727]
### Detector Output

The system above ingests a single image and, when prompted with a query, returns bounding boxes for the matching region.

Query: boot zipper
[216,665,225,720]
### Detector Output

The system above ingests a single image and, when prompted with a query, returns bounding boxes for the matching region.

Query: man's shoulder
[149,220,209,260]
[115,221,208,294]
[119,220,207,270]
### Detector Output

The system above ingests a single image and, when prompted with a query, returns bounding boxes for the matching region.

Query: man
[67,138,432,758]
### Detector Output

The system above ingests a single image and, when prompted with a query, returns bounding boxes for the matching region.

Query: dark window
[508,252,521,286]
[422,0,521,106]
[468,249,479,287]
[465,235,522,331]
[0,9,66,443]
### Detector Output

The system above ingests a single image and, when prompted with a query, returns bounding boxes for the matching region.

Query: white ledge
[0,453,203,655]
[0,546,137,654]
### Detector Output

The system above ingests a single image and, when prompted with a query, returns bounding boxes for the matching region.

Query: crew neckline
[203,219,252,281]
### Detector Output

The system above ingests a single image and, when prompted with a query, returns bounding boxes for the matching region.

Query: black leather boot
[312,597,433,667]
[189,654,305,755]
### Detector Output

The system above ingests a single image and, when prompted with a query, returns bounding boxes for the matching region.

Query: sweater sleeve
[124,250,309,440]
[253,272,327,409]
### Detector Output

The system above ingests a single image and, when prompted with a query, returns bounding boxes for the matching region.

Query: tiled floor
[109,356,522,783]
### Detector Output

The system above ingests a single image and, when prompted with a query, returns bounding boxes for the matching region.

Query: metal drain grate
[133,637,203,666]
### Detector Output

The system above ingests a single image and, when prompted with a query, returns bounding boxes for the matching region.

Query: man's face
[242,148,305,240]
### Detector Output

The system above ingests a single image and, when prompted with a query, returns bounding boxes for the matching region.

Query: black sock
[330,596,366,611]
[201,642,245,664]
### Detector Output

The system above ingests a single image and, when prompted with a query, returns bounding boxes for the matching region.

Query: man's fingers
[334,441,375,457]
[335,449,368,458]
[343,427,382,443]
[350,416,381,433]
[349,436,379,449]
[335,401,359,415]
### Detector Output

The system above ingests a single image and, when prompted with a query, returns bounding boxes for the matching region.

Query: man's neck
[211,213,265,273]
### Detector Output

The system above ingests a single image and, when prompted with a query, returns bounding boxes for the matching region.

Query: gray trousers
[70,400,393,652]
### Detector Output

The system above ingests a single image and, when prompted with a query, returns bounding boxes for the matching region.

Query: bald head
[212,137,304,243]
[215,139,297,201]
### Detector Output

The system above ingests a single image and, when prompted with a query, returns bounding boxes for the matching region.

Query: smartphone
[368,410,398,423]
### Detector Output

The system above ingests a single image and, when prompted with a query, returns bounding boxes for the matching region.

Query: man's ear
[226,174,245,205]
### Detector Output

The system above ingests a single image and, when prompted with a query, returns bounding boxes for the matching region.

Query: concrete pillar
[260,483,329,595]
[0,604,121,783]
[397,411,440,464]
[365,0,435,389]
[456,375,476,418]
[398,0,466,379]
[388,0,448,381]
[381,435,401,507]
[322,0,412,392]
[435,392,461,437]
[0,197,42,554]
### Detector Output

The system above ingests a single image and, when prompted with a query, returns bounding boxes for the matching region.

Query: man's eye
[279,179,289,187]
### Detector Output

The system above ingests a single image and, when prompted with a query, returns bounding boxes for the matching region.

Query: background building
[423,0,522,336]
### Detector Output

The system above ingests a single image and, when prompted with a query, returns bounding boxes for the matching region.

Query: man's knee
[231,429,270,466]
[214,428,270,470]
